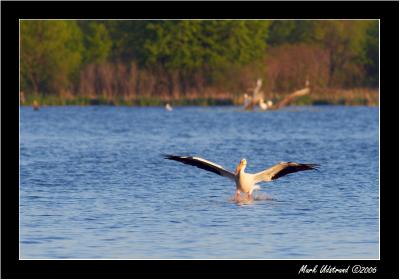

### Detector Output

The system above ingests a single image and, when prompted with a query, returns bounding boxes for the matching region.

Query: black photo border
[2,1,399,278]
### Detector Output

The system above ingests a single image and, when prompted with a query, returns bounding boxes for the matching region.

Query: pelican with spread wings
[164,155,319,201]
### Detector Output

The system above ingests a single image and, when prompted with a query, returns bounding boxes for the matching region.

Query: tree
[79,21,112,64]
[267,20,378,88]
[20,20,83,95]
[311,20,370,86]
[363,21,379,87]
[267,20,315,45]
[105,21,148,64]
[142,20,270,93]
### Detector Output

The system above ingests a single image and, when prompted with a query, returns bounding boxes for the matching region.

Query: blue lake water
[20,105,379,259]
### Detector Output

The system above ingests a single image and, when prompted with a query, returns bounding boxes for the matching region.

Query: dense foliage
[20,20,378,100]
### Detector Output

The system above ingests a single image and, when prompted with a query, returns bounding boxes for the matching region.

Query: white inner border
[18,18,380,261]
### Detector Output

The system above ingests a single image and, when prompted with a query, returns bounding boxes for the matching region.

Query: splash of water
[253,193,274,201]
[228,191,275,205]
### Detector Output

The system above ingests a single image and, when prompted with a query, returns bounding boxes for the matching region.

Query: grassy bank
[295,88,378,106]
[21,95,235,106]
[21,88,378,107]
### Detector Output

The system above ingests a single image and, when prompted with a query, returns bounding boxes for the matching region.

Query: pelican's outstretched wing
[164,154,235,181]
[254,162,319,183]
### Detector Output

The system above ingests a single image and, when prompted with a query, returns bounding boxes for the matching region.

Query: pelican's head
[236,158,247,173]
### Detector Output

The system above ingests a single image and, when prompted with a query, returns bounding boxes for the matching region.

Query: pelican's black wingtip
[162,154,174,159]
[163,154,184,160]
[307,163,320,170]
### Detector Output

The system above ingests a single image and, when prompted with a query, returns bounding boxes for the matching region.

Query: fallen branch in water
[271,86,311,110]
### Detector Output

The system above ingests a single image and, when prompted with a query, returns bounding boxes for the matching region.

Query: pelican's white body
[236,168,257,194]
[234,161,262,200]
[165,103,173,111]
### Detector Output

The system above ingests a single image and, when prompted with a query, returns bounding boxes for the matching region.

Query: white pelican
[259,99,273,110]
[259,98,268,110]
[164,155,319,201]
[165,103,173,111]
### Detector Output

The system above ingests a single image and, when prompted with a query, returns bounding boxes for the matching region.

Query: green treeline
[20,20,378,105]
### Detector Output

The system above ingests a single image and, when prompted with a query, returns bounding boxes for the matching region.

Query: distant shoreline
[20,88,378,107]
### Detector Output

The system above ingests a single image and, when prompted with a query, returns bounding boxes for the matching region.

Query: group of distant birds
[243,78,310,111]
[26,78,310,113]
[165,78,311,112]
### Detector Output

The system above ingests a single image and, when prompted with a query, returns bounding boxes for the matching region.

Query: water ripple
[20,106,378,259]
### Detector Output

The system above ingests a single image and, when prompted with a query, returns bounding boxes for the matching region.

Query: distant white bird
[255,78,262,91]
[253,79,263,102]
[259,98,268,110]
[259,98,274,111]
[164,155,319,202]
[165,103,173,111]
